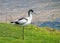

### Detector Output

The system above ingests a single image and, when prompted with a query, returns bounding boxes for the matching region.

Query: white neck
[28,13,32,18]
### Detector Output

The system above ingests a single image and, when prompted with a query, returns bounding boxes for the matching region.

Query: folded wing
[17,18,28,25]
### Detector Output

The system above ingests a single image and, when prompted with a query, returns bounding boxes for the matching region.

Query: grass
[0,23,60,43]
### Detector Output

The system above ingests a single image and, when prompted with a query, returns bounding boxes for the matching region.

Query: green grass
[0,23,60,43]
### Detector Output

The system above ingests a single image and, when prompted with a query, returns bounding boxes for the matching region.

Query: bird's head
[28,9,33,14]
[28,9,36,15]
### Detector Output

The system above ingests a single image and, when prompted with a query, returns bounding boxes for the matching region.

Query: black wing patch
[15,21,20,24]
[18,18,28,21]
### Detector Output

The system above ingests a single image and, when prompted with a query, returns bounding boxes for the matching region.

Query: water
[40,21,60,29]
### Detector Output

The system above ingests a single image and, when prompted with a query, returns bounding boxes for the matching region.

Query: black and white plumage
[11,9,35,26]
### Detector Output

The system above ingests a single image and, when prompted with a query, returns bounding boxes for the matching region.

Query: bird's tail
[11,22,14,23]
[11,21,19,24]
[10,22,15,24]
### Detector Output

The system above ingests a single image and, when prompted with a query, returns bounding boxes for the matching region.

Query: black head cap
[28,9,33,13]
[28,9,34,15]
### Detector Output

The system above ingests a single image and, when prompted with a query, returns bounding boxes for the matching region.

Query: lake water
[33,21,60,29]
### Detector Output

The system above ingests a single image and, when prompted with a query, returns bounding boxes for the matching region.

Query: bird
[11,9,36,40]
[11,9,36,26]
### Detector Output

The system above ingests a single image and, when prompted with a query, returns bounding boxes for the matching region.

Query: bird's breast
[27,17,32,24]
